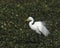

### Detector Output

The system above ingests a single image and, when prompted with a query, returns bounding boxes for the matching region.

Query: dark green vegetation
[0,0,60,48]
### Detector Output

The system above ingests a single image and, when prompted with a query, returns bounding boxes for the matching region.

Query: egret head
[26,16,34,22]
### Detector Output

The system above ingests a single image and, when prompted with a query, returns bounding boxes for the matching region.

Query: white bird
[26,16,50,36]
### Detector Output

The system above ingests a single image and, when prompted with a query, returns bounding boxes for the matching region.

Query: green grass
[0,0,60,48]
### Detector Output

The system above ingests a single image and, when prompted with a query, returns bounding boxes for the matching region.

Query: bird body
[26,17,50,36]
[29,21,42,30]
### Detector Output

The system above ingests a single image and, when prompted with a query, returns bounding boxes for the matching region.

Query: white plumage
[26,16,50,36]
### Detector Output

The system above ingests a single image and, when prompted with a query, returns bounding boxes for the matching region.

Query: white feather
[27,17,50,36]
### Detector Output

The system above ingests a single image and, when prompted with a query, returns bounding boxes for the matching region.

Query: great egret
[26,16,50,36]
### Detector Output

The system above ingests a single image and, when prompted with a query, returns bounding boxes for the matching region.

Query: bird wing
[35,21,46,26]
[35,26,41,35]
[38,24,50,36]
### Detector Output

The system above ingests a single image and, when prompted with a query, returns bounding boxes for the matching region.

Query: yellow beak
[25,19,29,21]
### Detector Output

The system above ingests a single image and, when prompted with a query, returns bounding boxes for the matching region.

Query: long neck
[29,19,34,27]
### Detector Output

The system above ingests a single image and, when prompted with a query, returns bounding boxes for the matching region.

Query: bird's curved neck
[29,19,34,26]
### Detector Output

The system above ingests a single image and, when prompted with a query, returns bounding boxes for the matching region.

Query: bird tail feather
[38,25,50,36]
